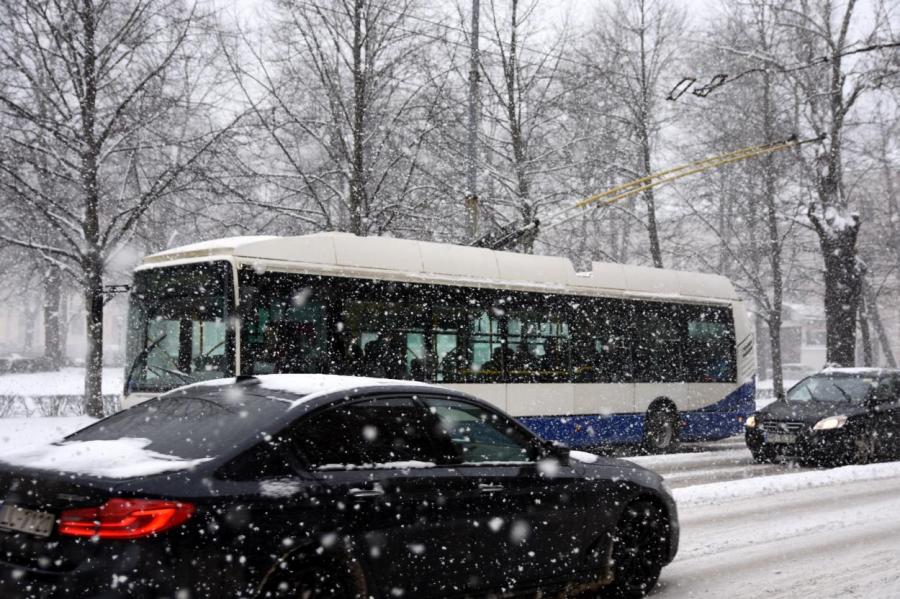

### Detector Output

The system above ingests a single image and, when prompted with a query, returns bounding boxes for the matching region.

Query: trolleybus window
[571,298,633,383]
[683,305,736,383]
[239,271,330,375]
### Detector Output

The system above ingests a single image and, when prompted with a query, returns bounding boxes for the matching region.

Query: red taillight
[58,498,195,539]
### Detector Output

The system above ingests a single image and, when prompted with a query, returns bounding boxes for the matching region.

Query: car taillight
[58,498,195,539]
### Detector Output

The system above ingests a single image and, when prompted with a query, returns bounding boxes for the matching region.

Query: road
[624,438,900,598]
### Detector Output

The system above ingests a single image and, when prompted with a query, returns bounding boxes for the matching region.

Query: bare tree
[580,0,686,268]
[475,0,574,252]
[0,0,239,415]
[223,0,448,239]
[782,0,890,366]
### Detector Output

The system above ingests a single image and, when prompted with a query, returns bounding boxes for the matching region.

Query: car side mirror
[776,391,786,402]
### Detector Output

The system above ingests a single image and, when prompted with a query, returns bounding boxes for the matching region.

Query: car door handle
[348,486,385,499]
[478,483,505,493]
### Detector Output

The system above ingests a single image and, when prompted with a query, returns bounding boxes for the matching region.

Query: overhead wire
[668,40,900,100]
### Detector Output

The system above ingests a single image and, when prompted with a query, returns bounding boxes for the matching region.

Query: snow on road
[653,469,900,598]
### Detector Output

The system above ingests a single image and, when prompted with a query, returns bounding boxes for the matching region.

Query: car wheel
[603,501,669,599]
[642,404,679,454]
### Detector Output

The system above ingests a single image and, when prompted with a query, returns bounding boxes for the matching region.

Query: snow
[0,437,212,479]
[259,479,303,498]
[656,467,900,598]
[0,416,95,453]
[569,449,600,463]
[821,366,888,375]
[672,460,900,507]
[317,461,436,471]
[147,235,278,258]
[0,368,123,397]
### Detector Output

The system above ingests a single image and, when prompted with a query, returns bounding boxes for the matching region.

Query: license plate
[0,503,55,538]
[765,432,796,444]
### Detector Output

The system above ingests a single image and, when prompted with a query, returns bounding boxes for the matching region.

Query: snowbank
[674,460,900,507]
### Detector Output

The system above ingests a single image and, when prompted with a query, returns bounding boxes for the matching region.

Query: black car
[745,368,900,466]
[0,375,678,599]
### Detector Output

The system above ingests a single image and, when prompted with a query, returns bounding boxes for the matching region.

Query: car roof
[163,374,467,414]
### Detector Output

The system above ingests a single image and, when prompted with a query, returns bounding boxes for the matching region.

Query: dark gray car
[745,368,900,465]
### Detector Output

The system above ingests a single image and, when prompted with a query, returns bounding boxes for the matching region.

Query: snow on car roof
[0,437,212,479]
[820,367,895,376]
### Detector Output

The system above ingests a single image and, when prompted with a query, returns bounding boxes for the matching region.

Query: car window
[875,376,900,402]
[292,397,437,469]
[787,375,875,403]
[422,397,535,464]
[66,391,290,459]
[217,436,298,481]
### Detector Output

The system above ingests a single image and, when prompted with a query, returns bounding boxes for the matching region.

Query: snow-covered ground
[1,417,898,597]
[0,416,95,453]
[0,367,123,397]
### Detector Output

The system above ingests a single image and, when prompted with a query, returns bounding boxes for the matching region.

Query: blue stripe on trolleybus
[519,379,756,448]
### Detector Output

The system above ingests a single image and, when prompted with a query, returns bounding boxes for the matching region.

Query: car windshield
[65,389,290,460]
[786,374,877,403]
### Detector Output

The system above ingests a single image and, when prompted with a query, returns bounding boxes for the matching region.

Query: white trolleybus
[123,233,756,451]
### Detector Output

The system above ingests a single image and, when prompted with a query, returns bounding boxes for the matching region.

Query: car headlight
[813,415,848,430]
[745,415,757,428]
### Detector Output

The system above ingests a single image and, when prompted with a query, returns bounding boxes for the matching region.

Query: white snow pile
[674,460,900,508]
[569,450,600,464]
[0,437,212,479]
[259,479,304,498]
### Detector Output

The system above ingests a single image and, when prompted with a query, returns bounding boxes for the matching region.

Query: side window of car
[876,377,899,402]
[217,434,299,481]
[291,397,437,469]
[422,397,535,464]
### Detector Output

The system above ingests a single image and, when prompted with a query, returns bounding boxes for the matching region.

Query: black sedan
[745,368,900,466]
[0,375,678,599]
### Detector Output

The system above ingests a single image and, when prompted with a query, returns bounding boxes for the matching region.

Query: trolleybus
[123,232,755,451]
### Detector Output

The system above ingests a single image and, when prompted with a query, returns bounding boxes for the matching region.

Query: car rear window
[67,390,291,460]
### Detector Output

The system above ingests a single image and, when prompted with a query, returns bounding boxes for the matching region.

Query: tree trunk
[761,71,784,397]
[80,2,104,417]
[809,207,863,367]
[43,265,63,369]
[465,0,481,240]
[858,290,873,366]
[83,254,105,417]
[865,281,897,368]
[637,0,662,269]
[348,0,368,236]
